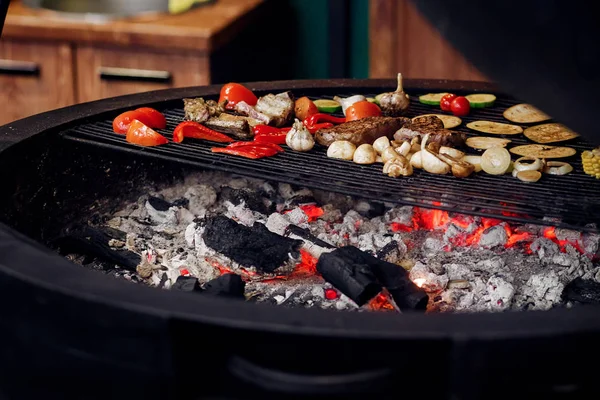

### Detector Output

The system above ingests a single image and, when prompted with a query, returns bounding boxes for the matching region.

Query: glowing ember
[413,278,426,287]
[299,204,324,222]
[209,258,259,280]
[324,288,338,300]
[390,222,413,232]
[291,249,318,277]
[180,268,189,276]
[416,207,450,230]
[368,292,396,311]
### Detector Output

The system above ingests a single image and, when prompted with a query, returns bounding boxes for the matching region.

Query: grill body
[0,79,599,400]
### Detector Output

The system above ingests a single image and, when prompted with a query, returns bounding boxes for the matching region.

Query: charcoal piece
[147,196,173,212]
[354,200,386,218]
[202,216,302,273]
[376,240,402,264]
[99,226,127,242]
[172,198,190,208]
[203,273,245,299]
[285,225,336,249]
[563,278,600,305]
[220,187,272,214]
[286,195,318,207]
[316,247,383,306]
[172,276,202,292]
[317,246,427,311]
[51,225,140,271]
[158,273,169,289]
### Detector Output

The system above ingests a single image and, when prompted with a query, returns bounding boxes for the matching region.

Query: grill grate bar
[61,89,600,232]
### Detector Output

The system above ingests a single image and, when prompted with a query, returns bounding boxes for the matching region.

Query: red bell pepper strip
[254,132,287,145]
[126,119,169,147]
[135,107,167,129]
[211,147,264,159]
[226,141,284,153]
[305,122,333,133]
[304,113,346,126]
[172,121,234,143]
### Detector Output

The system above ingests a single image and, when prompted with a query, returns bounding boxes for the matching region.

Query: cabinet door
[0,40,75,125]
[76,45,210,103]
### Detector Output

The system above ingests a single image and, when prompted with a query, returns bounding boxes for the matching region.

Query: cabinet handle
[0,59,40,76]
[98,67,172,84]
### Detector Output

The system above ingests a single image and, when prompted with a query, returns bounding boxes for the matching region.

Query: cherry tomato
[345,100,382,122]
[219,83,258,110]
[135,107,166,129]
[440,93,457,112]
[450,96,471,117]
[126,119,169,147]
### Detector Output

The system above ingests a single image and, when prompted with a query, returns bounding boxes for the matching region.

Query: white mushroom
[327,140,356,160]
[437,152,475,178]
[373,136,391,154]
[410,151,423,169]
[383,156,413,177]
[353,144,377,164]
[395,141,412,157]
[420,134,450,174]
[439,146,465,159]
[381,146,401,163]
[286,118,314,152]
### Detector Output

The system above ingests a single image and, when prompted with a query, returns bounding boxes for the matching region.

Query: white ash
[66,170,600,314]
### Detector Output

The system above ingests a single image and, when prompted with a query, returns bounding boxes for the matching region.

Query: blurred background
[0,0,487,125]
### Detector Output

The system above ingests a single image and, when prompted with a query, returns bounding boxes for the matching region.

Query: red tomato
[135,107,166,129]
[113,110,155,134]
[126,119,169,147]
[450,96,471,116]
[219,83,258,110]
[440,93,457,111]
[345,100,382,122]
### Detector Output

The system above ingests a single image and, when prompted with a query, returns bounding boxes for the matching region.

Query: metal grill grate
[61,88,600,232]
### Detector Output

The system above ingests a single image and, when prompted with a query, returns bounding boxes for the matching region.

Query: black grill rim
[1,79,600,341]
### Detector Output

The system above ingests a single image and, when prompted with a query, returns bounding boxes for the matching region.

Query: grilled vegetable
[375,73,410,116]
[516,170,542,182]
[437,153,475,178]
[450,96,470,117]
[503,103,551,123]
[418,92,449,106]
[480,147,511,175]
[381,146,401,163]
[440,93,457,112]
[345,101,382,122]
[465,94,496,108]
[513,157,542,173]
[462,155,482,172]
[314,99,342,113]
[383,156,413,177]
[466,137,511,150]
[523,123,579,144]
[373,136,391,154]
[126,119,169,147]
[509,144,576,159]
[396,141,412,157]
[286,119,314,152]
[113,108,166,134]
[421,134,450,174]
[582,148,600,178]
[294,97,318,121]
[543,161,573,175]
[135,107,167,129]
[219,82,258,110]
[413,114,461,129]
[439,146,464,159]
[173,121,235,143]
[334,95,367,116]
[305,113,346,126]
[410,151,423,169]
[353,144,377,164]
[327,140,356,160]
[466,121,523,135]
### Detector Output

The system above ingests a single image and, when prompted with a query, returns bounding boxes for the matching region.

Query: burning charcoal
[316,247,382,307]
[147,196,173,212]
[530,237,560,260]
[202,216,302,273]
[172,275,202,292]
[52,225,141,271]
[563,278,600,305]
[285,194,318,208]
[220,187,272,215]
[353,200,386,218]
[203,273,245,299]
[285,225,335,249]
[486,275,515,311]
[522,270,564,310]
[409,262,449,293]
[479,225,508,249]
[376,240,406,264]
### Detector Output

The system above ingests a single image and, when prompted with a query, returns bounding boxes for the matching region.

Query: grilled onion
[516,170,542,182]
[543,161,573,175]
[481,147,511,175]
[514,156,542,172]
[462,155,482,172]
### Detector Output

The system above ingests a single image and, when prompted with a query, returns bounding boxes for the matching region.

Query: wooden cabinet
[0,40,75,125]
[75,45,209,103]
[369,0,488,81]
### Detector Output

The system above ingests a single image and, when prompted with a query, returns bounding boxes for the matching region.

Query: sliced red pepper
[212,147,264,159]
[126,119,169,147]
[254,132,287,145]
[227,141,284,153]
[252,124,292,136]
[135,107,167,129]
[113,110,155,134]
[173,121,234,143]
[304,113,346,126]
[305,122,334,133]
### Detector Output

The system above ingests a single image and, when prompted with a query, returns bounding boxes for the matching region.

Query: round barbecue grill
[0,79,599,400]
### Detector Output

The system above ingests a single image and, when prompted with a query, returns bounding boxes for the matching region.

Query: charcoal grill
[0,79,600,400]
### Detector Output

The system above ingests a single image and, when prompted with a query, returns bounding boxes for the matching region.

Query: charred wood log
[202,216,302,273]
[563,277,600,305]
[203,273,245,299]
[172,276,202,292]
[317,246,428,311]
[284,225,336,250]
[51,225,140,271]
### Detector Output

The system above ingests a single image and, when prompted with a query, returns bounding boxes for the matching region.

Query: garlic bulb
[353,144,377,164]
[327,140,356,160]
[375,73,410,116]
[286,118,314,152]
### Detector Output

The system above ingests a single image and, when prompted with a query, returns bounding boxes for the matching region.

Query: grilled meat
[235,91,295,127]
[315,116,411,147]
[219,113,262,128]
[204,117,251,140]
[394,115,466,147]
[183,98,224,123]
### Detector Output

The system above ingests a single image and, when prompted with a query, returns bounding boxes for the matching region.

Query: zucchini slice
[466,137,512,150]
[509,144,576,159]
[465,93,496,108]
[314,99,342,114]
[413,114,462,129]
[418,92,449,106]
[523,123,579,144]
[503,103,551,124]
[466,120,523,135]
[367,97,378,104]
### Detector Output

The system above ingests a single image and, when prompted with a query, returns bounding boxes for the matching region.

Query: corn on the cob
[582,148,600,178]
